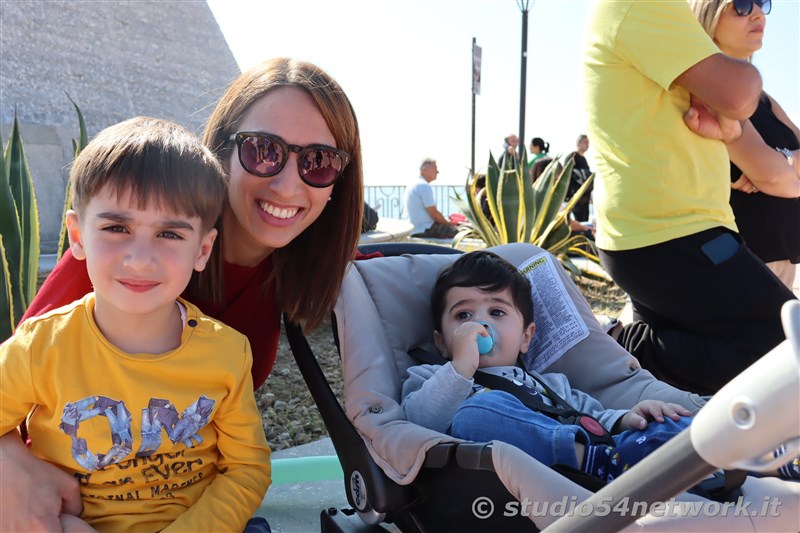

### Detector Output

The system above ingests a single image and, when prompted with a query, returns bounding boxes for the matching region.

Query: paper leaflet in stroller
[284,242,799,532]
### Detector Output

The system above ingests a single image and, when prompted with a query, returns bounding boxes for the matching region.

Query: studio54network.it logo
[471,495,784,520]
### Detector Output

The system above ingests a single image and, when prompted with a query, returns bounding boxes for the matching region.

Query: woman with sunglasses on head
[1,57,363,531]
[690,0,800,288]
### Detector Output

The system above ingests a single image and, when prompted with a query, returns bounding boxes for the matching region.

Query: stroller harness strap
[408,348,615,446]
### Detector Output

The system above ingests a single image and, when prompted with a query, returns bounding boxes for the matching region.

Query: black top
[730,93,800,264]
[567,152,593,202]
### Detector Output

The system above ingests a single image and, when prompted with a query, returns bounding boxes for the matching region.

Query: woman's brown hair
[203,58,363,330]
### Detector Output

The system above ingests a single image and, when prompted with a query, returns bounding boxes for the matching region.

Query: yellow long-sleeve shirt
[0,294,271,532]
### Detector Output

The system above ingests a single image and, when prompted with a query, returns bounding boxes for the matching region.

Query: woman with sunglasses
[690,0,800,288]
[1,57,363,531]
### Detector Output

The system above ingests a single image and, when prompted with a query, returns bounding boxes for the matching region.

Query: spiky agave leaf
[0,236,13,342]
[57,94,88,260]
[3,115,39,323]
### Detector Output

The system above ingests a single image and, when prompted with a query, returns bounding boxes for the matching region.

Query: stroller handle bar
[544,300,799,533]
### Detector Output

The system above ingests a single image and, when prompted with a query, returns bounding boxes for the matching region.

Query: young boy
[0,117,271,532]
[402,251,800,483]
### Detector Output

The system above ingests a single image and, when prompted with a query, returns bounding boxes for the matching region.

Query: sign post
[471,38,481,176]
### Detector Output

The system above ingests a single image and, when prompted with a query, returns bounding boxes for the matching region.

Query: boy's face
[66,184,217,318]
[434,285,535,368]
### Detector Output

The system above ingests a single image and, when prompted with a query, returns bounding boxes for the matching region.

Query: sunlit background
[207,0,800,187]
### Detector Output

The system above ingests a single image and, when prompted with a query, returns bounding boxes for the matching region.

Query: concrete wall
[0,0,240,251]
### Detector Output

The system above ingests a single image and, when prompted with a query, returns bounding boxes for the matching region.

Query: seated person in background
[403,158,458,239]
[0,117,271,532]
[401,251,800,483]
[472,174,494,225]
[362,201,379,232]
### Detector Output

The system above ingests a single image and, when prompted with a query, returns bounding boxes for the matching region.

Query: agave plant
[0,114,40,340]
[0,97,86,342]
[454,151,598,277]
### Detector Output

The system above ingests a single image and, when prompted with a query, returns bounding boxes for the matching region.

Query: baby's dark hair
[431,251,534,331]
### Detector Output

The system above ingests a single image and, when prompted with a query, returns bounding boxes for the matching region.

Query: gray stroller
[285,242,799,532]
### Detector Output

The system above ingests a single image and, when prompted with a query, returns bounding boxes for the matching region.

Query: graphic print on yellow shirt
[60,395,215,471]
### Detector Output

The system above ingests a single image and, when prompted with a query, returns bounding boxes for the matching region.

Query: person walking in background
[583,0,796,395]
[497,134,520,170]
[526,137,550,180]
[566,134,593,224]
[404,158,458,239]
[690,0,800,289]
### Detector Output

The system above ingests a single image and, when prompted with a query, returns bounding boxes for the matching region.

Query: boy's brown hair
[70,116,226,299]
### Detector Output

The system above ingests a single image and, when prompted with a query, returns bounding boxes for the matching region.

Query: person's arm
[1,327,83,531]
[21,249,92,323]
[726,120,800,198]
[1,433,83,532]
[674,53,761,121]
[424,205,452,226]
[163,341,270,532]
[401,363,473,433]
[767,94,800,176]
[615,400,691,432]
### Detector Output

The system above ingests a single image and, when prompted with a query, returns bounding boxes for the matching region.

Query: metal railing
[364,185,462,220]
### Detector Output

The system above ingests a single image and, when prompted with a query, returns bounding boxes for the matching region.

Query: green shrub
[454,151,597,277]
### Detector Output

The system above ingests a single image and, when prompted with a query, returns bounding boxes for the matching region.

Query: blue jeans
[451,390,691,471]
[243,517,271,533]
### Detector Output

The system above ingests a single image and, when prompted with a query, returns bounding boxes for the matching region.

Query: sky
[206,0,800,187]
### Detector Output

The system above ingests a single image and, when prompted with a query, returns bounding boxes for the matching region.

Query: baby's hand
[450,322,488,379]
[620,400,691,431]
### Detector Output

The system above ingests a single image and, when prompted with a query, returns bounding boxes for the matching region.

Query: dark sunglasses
[731,0,771,16]
[229,131,351,188]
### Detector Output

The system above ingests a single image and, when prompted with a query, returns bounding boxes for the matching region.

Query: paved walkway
[255,438,350,532]
[359,218,413,244]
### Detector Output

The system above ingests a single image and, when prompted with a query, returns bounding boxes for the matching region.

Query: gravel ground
[258,275,627,451]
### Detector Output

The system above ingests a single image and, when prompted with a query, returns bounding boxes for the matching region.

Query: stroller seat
[285,242,799,532]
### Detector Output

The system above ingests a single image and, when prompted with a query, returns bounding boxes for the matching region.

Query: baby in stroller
[402,251,799,484]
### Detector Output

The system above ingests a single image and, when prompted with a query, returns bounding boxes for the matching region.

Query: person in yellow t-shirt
[583,0,796,395]
[0,117,271,532]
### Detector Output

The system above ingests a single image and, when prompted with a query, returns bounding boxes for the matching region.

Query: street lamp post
[517,0,532,161]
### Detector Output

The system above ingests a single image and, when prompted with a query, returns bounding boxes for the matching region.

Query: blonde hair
[688,0,729,38]
[203,58,363,330]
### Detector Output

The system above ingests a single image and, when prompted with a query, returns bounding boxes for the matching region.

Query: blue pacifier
[475,321,498,355]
